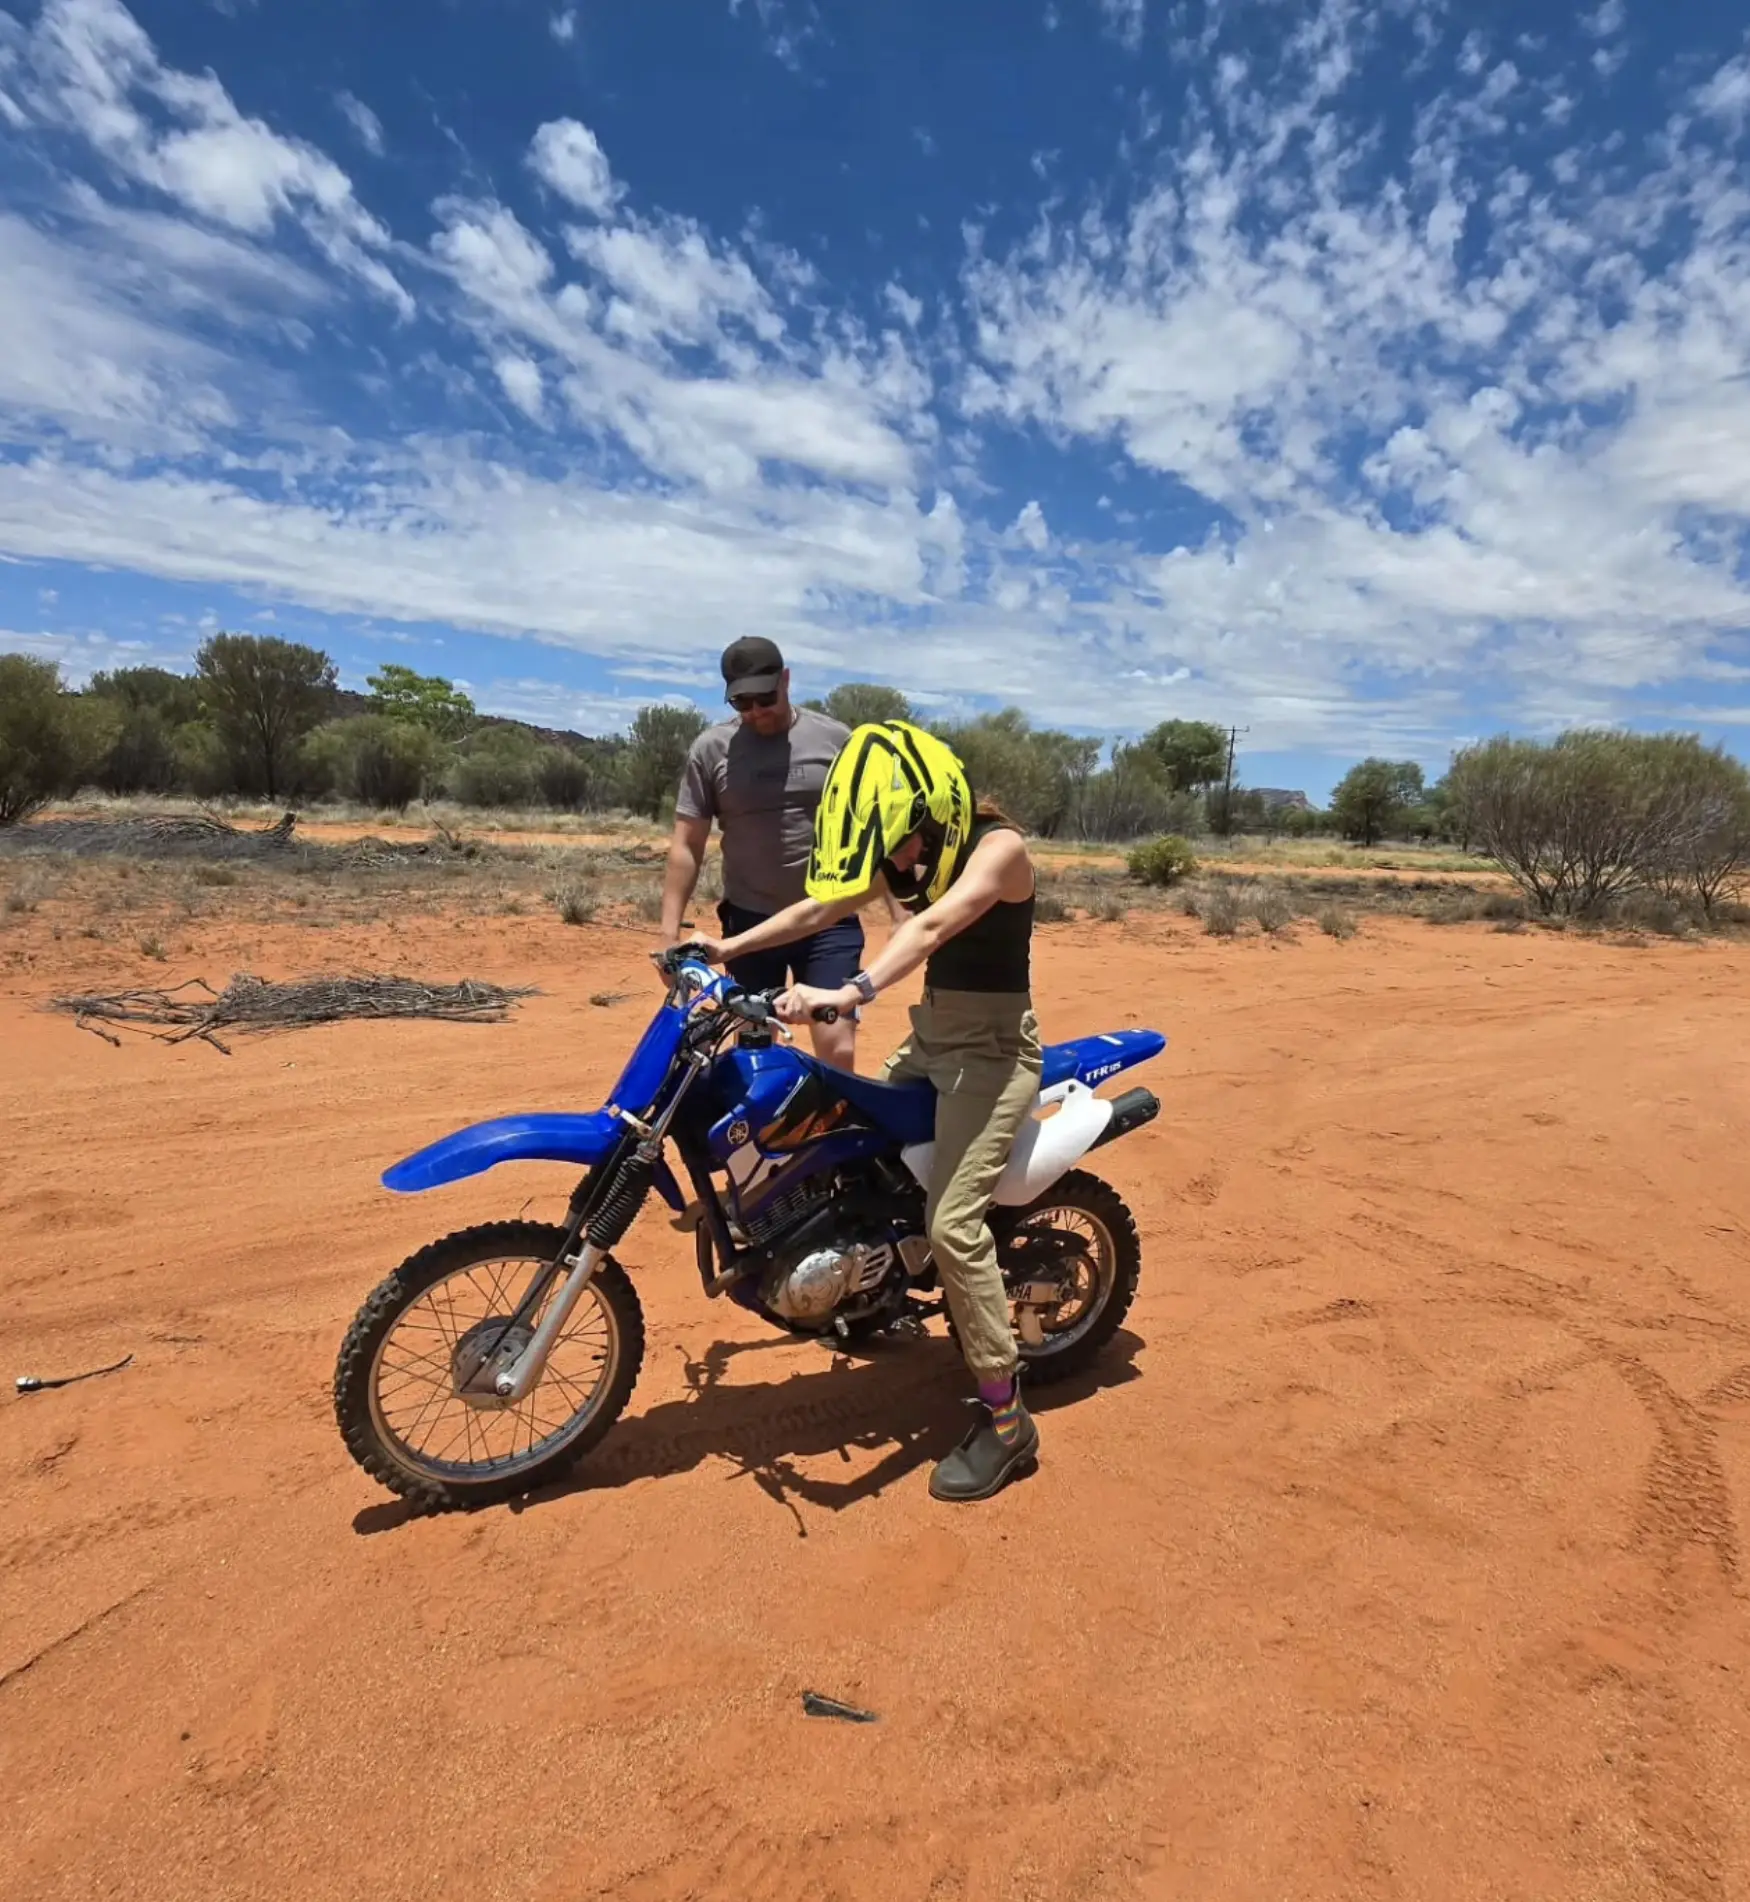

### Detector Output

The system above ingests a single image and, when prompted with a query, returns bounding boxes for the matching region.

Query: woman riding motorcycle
[694,720,1042,1504]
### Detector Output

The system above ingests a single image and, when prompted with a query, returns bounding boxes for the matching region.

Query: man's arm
[659,812,712,943]
[716,888,864,961]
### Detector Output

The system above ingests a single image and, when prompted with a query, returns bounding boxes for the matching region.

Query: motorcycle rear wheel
[333,1221,644,1512]
[997,1168,1141,1385]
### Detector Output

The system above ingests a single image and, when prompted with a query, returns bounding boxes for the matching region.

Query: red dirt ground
[4,902,1750,1901]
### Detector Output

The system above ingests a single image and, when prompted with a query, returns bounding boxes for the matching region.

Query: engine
[760,1234,896,1325]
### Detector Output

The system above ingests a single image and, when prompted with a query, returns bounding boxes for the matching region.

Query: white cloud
[549,9,577,44]
[3,0,1750,764]
[958,8,1750,736]
[0,212,236,444]
[528,117,620,219]
[1098,0,1145,54]
[728,0,819,74]
[1580,0,1626,39]
[1011,500,1050,551]
[0,624,196,685]
[335,90,383,156]
[10,0,411,315]
[1696,52,1750,131]
[884,282,923,327]
[493,354,545,422]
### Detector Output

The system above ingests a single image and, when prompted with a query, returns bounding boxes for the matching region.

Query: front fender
[382,1112,685,1211]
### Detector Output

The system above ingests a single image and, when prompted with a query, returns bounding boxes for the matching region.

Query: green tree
[85,667,207,794]
[195,633,337,798]
[931,708,1098,836]
[1138,719,1228,794]
[88,665,205,726]
[0,655,74,824]
[1330,758,1426,847]
[536,745,597,811]
[1080,742,1193,842]
[1449,730,1750,918]
[303,716,443,810]
[366,663,477,739]
[449,726,543,807]
[619,704,710,820]
[819,682,914,729]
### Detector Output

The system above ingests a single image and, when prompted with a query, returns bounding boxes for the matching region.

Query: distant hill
[331,686,622,756]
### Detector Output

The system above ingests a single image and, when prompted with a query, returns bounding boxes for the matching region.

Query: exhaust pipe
[1089,1086,1160,1150]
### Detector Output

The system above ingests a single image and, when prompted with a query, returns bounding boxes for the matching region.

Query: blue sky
[2,0,1748,801]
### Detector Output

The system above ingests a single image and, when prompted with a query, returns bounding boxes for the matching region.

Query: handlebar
[649,950,838,1024]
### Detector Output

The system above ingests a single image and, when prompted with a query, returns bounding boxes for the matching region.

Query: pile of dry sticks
[51,973,536,1054]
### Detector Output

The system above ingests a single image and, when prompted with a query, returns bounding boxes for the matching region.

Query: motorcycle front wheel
[333,1221,645,1512]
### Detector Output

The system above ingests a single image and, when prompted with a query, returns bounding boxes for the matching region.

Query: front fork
[481,1059,708,1402]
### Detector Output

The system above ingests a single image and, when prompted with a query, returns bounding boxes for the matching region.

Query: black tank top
[907,815,1034,994]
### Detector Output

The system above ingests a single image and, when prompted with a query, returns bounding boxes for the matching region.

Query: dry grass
[1317,905,1358,940]
[1250,882,1295,935]
[1200,885,1244,937]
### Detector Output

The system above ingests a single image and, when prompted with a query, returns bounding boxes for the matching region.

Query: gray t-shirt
[676,708,851,915]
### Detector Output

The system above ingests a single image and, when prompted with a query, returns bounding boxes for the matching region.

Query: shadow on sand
[352,1326,1144,1538]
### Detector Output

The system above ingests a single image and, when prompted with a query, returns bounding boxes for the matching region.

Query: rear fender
[382,1111,686,1210]
[899,1078,1119,1209]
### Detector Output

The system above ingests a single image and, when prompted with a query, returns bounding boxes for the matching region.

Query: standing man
[659,637,866,1068]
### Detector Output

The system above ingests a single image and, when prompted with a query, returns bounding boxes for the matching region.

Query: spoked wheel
[996,1169,1141,1385]
[334,1221,644,1512]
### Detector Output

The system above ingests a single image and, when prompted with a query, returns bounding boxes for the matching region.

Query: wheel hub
[451,1317,533,1412]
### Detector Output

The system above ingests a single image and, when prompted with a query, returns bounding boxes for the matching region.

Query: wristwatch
[850,970,878,1006]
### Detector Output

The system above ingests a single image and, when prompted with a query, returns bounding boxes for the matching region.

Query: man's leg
[717,902,788,994]
[795,912,867,1071]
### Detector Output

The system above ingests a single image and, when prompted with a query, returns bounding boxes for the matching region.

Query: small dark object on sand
[802,1691,878,1724]
[16,1353,134,1395]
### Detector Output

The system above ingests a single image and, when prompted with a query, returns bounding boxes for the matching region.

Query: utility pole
[1218,724,1247,837]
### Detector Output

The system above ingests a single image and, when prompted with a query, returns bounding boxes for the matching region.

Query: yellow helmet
[807,720,973,906]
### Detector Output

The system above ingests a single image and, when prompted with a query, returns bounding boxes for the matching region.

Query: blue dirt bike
[333,948,1166,1510]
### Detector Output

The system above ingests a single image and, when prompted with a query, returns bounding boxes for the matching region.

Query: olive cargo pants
[880,988,1043,1382]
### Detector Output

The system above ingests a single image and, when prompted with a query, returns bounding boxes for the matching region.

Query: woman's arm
[709,888,866,963]
[776,830,1031,1019]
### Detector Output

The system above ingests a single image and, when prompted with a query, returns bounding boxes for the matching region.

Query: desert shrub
[0,656,75,824]
[1615,891,1689,937]
[1446,731,1750,918]
[1128,834,1200,887]
[1317,905,1356,939]
[97,705,181,793]
[305,716,443,810]
[1034,889,1071,924]
[451,728,541,807]
[1251,882,1294,934]
[1479,891,1527,921]
[554,884,598,925]
[1201,885,1242,936]
[536,746,595,811]
[1093,892,1126,923]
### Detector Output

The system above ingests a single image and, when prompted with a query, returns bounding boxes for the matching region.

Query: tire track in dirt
[1328,1193,1745,1901]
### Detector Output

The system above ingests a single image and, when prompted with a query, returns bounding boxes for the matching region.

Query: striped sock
[979,1375,1023,1446]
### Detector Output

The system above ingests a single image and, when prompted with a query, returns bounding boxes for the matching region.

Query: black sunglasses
[730,690,779,711]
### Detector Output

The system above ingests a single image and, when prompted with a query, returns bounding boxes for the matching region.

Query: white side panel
[899,1080,1114,1208]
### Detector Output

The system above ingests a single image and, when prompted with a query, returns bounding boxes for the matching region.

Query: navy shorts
[718,901,864,994]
